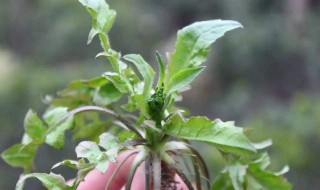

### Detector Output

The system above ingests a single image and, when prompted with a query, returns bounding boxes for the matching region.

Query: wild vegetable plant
[1,0,292,189]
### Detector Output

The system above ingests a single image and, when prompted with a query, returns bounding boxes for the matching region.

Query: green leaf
[52,159,96,188]
[52,160,79,170]
[75,139,114,173]
[96,50,127,73]
[155,51,165,88]
[44,107,75,149]
[122,96,138,112]
[228,161,247,190]
[75,159,97,186]
[250,152,270,170]
[1,143,38,172]
[165,67,204,95]
[93,83,122,106]
[133,94,149,117]
[24,110,46,141]
[73,119,109,141]
[211,173,234,190]
[81,77,108,88]
[163,114,256,155]
[16,172,71,190]
[99,133,119,162]
[51,80,93,109]
[215,154,292,190]
[74,133,119,173]
[248,166,292,190]
[123,54,155,96]
[247,154,292,190]
[252,139,273,150]
[44,107,69,126]
[103,72,131,93]
[165,20,242,84]
[79,0,116,47]
[117,130,138,144]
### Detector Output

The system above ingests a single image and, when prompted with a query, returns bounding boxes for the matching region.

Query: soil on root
[160,161,182,190]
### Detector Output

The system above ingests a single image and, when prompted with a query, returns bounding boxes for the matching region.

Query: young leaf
[123,54,155,96]
[165,66,204,95]
[24,110,46,141]
[155,51,165,88]
[44,107,74,149]
[79,0,116,47]
[165,20,243,84]
[16,172,71,190]
[163,114,256,155]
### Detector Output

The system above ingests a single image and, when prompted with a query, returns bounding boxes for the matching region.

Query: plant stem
[53,106,142,138]
[145,156,150,190]
[162,153,194,190]
[152,152,161,190]
[105,151,138,190]
[125,150,148,190]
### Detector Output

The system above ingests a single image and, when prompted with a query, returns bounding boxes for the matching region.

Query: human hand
[75,150,189,190]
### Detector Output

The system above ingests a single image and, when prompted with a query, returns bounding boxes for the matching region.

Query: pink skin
[74,150,189,190]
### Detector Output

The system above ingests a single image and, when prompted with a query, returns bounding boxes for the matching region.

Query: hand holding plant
[1,0,292,189]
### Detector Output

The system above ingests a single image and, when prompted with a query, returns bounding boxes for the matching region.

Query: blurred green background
[1,0,319,189]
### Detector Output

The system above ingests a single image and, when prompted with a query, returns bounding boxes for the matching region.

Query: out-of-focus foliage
[244,94,320,189]
[0,0,319,189]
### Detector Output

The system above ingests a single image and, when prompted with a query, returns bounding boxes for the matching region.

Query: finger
[174,174,191,190]
[76,150,138,190]
[121,161,145,190]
